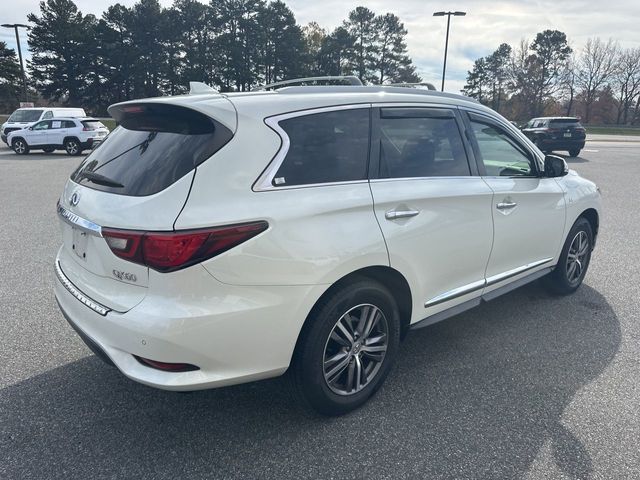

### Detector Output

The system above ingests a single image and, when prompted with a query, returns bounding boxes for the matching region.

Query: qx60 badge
[113,269,137,283]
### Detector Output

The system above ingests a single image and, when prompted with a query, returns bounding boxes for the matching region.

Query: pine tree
[0,42,22,111]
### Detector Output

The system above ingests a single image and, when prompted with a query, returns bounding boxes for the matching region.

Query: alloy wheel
[66,141,78,155]
[323,304,389,396]
[566,230,589,284]
[14,141,25,154]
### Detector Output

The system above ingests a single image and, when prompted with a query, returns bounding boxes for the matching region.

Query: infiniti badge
[70,192,80,206]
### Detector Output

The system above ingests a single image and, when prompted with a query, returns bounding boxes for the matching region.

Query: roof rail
[189,81,219,95]
[253,75,363,91]
[274,85,479,103]
[387,82,437,91]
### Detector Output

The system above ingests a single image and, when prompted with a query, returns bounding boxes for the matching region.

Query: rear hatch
[548,118,586,140]
[57,99,236,312]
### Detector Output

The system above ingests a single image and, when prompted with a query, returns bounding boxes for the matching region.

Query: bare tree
[576,38,618,123]
[613,47,640,124]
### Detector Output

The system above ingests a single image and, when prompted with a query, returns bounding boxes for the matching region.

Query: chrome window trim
[370,176,480,183]
[55,261,111,316]
[253,104,372,192]
[57,203,103,237]
[423,257,555,308]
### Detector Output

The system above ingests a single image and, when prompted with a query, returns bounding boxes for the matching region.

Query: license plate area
[564,132,572,137]
[72,227,89,261]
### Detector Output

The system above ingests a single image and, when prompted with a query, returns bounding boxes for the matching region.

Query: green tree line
[462,30,640,125]
[0,0,421,114]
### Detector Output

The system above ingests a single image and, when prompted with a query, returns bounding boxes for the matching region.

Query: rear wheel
[291,279,401,416]
[12,138,29,155]
[569,149,581,157]
[43,147,55,153]
[546,217,593,295]
[64,138,82,156]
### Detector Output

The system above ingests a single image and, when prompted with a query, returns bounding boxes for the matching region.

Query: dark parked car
[521,117,586,157]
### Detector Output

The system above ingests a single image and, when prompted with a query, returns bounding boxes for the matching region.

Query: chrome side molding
[57,203,103,237]
[424,258,554,308]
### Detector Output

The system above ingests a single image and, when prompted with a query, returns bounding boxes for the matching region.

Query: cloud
[3,0,639,95]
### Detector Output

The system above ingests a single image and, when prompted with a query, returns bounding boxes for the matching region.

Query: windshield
[8,110,44,123]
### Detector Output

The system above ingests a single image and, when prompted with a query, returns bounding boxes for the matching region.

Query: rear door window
[272,108,370,187]
[71,103,233,196]
[377,108,470,178]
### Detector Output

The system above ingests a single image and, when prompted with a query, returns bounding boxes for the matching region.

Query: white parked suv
[1,107,86,144]
[54,79,601,415]
[9,117,109,155]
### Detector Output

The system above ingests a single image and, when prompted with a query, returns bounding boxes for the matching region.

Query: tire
[43,147,55,153]
[64,138,81,156]
[291,278,401,416]
[12,138,29,155]
[569,149,581,157]
[545,217,593,295]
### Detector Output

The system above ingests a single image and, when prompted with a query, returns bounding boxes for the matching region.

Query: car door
[463,111,566,295]
[48,119,66,146]
[369,105,495,322]
[27,120,51,146]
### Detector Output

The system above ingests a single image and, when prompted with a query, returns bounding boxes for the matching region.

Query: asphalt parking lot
[1,138,639,479]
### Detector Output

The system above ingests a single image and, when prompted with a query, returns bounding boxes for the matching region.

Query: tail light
[102,221,268,272]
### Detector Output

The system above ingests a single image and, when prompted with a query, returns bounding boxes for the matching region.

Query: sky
[2,0,640,93]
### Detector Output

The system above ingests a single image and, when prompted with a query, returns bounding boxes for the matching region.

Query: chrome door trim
[485,257,554,286]
[57,203,103,237]
[424,279,486,308]
[252,104,372,192]
[423,257,554,308]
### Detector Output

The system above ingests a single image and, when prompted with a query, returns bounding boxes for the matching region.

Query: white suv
[54,80,601,415]
[9,117,109,156]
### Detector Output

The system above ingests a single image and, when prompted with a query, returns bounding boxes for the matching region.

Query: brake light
[102,221,268,272]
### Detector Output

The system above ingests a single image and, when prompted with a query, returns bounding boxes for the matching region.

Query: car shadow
[0,282,619,479]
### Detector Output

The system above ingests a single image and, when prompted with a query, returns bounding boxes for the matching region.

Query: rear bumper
[539,138,585,151]
[54,253,324,391]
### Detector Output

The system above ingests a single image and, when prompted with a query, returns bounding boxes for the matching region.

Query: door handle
[496,201,517,210]
[385,209,420,220]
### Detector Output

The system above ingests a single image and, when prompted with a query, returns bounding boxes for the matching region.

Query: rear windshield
[549,118,582,127]
[8,110,43,122]
[70,104,233,196]
[81,120,106,130]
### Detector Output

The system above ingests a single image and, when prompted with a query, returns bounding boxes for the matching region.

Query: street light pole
[433,11,466,92]
[2,23,30,102]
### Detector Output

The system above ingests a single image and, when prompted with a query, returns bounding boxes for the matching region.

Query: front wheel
[291,279,401,416]
[64,138,82,156]
[546,217,593,295]
[12,138,29,155]
[569,149,581,157]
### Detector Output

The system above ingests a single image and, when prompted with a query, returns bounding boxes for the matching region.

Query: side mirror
[544,154,569,177]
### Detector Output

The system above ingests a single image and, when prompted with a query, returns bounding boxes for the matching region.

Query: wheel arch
[63,136,80,145]
[580,208,599,245]
[294,266,414,356]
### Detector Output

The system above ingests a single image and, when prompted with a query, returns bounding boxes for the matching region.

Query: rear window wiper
[78,171,124,188]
